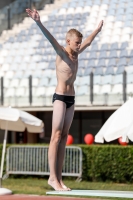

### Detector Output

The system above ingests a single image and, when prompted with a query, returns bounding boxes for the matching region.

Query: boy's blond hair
[66,29,83,39]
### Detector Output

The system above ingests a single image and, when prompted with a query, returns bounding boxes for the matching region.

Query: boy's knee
[51,130,62,143]
[61,130,68,140]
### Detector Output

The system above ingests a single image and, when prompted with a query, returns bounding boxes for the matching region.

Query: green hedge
[1,144,133,183]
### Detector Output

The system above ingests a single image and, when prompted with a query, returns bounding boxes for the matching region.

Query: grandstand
[0,0,133,144]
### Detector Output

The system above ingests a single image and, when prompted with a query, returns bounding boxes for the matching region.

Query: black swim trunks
[52,93,75,108]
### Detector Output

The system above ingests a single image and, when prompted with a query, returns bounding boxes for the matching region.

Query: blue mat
[46,190,133,198]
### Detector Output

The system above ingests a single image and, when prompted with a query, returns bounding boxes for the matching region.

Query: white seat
[4,79,10,88]
[93,85,101,94]
[100,84,112,94]
[32,78,39,86]
[18,63,28,71]
[35,87,46,97]
[80,76,90,85]
[4,43,12,50]
[32,55,42,62]
[16,87,26,97]
[46,86,55,96]
[28,63,37,70]
[67,7,75,14]
[100,4,108,10]
[26,48,35,56]
[13,56,22,64]
[0,71,4,77]
[111,84,123,94]
[77,85,89,96]
[16,49,25,56]
[32,86,47,106]
[0,49,8,56]
[32,69,43,78]
[23,70,33,78]
[112,28,122,35]
[99,10,107,17]
[114,21,123,29]
[76,85,90,105]
[108,84,123,105]
[5,71,14,79]
[30,41,38,48]
[127,74,133,83]
[82,6,91,13]
[23,55,31,63]
[14,71,24,79]
[1,64,9,71]
[58,8,67,15]
[113,74,123,84]
[39,77,49,86]
[10,79,20,87]
[94,75,102,85]
[121,34,130,42]
[74,76,80,86]
[19,79,29,87]
[75,7,83,13]
[91,5,100,12]
[102,75,113,85]
[49,77,57,86]
[5,88,15,97]
[12,42,20,49]
[111,35,121,43]
[19,42,27,49]
[127,84,133,94]
[5,56,14,64]
[42,69,53,78]
[38,62,49,70]
[32,34,42,41]
[122,27,132,35]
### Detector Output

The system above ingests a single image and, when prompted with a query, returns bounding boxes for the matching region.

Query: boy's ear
[66,39,70,45]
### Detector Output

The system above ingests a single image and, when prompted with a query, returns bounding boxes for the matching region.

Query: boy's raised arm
[26,9,64,56]
[79,20,104,54]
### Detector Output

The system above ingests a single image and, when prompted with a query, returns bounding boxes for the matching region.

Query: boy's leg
[56,104,75,190]
[48,100,67,191]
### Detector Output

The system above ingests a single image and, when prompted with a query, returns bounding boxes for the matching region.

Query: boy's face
[67,35,82,52]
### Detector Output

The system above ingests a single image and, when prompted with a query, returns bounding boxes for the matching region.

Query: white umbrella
[0,107,44,195]
[95,98,133,144]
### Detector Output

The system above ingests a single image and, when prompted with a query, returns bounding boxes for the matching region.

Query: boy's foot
[48,178,69,191]
[60,180,71,191]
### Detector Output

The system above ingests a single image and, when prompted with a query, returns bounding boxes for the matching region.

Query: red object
[118,137,128,146]
[66,134,74,145]
[84,133,94,145]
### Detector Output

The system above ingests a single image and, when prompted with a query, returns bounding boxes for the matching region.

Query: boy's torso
[55,49,78,96]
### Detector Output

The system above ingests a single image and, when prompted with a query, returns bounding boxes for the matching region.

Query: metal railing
[5,146,82,179]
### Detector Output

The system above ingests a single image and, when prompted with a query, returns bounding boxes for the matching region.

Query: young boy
[26,8,103,191]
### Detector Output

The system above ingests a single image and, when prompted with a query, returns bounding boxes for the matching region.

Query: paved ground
[0,195,103,200]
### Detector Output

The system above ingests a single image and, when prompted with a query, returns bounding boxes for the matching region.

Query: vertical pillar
[90,72,93,104]
[123,70,127,102]
[1,77,4,105]
[29,75,32,105]
[7,6,10,30]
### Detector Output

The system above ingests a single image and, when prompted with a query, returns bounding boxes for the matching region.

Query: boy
[26,8,103,191]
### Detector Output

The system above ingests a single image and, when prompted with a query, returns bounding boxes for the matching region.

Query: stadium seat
[108,84,123,105]
[117,57,127,67]
[32,87,46,106]
[1,64,9,71]
[10,79,20,88]
[75,85,90,106]
[93,75,102,85]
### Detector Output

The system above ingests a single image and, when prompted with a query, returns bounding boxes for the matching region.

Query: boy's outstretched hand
[26,8,40,22]
[97,20,104,32]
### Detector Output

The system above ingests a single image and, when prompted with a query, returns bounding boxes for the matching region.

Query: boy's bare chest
[56,55,78,73]
[58,59,78,74]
